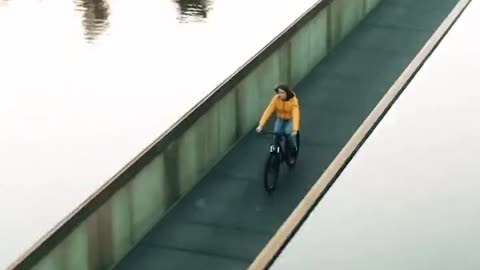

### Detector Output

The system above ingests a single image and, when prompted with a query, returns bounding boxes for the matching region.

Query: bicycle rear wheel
[264,153,280,192]
[296,131,300,154]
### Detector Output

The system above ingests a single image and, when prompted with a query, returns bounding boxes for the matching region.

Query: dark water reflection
[73,0,110,42]
[174,0,213,23]
[0,0,213,43]
[71,0,214,41]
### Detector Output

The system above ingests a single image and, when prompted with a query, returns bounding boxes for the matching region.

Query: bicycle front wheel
[264,153,280,192]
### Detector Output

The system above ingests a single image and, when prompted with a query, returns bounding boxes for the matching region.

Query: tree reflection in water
[74,0,110,42]
[174,0,213,23]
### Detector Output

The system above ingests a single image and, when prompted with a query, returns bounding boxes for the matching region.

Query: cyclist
[256,84,300,156]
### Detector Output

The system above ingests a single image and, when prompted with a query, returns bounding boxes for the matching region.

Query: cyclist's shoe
[287,146,297,166]
[287,156,295,166]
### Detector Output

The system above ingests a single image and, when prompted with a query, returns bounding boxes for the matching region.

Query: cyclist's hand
[256,126,262,133]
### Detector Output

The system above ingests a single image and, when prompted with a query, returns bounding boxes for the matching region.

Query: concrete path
[114,0,459,269]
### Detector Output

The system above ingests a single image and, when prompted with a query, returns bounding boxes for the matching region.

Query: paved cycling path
[114,0,459,269]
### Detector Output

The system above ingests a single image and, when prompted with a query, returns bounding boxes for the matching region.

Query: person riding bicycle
[256,84,300,154]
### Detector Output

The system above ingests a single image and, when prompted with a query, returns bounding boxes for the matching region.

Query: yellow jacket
[259,93,300,132]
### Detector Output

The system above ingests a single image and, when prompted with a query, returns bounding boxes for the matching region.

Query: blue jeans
[273,118,297,150]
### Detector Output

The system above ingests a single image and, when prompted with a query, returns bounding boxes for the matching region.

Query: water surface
[271,1,480,269]
[0,0,319,268]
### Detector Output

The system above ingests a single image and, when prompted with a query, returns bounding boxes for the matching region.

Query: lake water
[270,1,480,269]
[0,0,319,268]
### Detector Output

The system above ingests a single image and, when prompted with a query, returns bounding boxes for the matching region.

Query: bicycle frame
[261,131,291,160]
[259,130,300,192]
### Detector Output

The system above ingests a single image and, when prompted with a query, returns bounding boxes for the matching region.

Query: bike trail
[114,0,460,269]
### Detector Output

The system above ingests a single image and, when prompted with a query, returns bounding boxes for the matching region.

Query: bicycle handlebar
[258,130,277,135]
[257,130,295,136]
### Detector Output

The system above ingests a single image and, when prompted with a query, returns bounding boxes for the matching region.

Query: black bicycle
[259,130,300,192]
